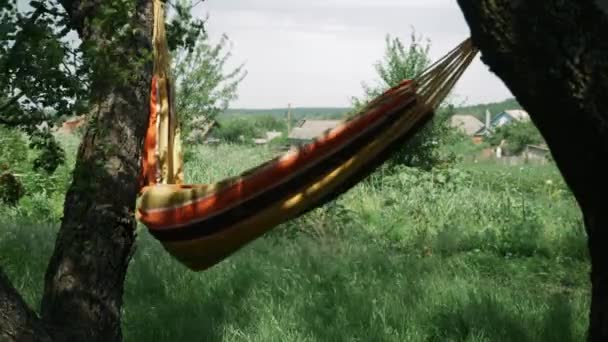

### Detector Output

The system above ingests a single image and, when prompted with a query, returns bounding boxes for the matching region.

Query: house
[58,115,86,134]
[187,120,218,144]
[524,144,550,163]
[491,109,530,128]
[449,114,485,136]
[474,109,529,137]
[287,120,342,145]
[252,130,283,145]
[266,130,283,141]
[471,110,493,141]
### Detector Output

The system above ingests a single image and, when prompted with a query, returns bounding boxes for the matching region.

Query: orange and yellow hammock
[136,0,479,271]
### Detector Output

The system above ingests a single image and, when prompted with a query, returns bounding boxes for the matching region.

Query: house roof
[501,109,530,121]
[265,131,282,140]
[526,144,549,151]
[288,120,342,140]
[449,114,485,136]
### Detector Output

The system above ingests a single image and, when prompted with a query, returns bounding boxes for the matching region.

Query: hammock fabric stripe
[145,89,419,242]
[136,0,478,271]
[138,98,430,270]
[140,80,416,231]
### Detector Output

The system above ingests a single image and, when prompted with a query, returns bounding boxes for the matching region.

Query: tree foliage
[165,0,206,52]
[351,32,456,171]
[488,120,545,155]
[0,0,207,173]
[351,32,430,109]
[173,21,247,142]
[214,115,285,144]
[0,0,84,172]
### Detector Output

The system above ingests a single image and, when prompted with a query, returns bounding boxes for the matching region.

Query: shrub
[488,120,544,155]
[0,172,25,205]
[350,32,459,171]
[214,115,287,144]
[214,117,259,143]
[0,126,29,170]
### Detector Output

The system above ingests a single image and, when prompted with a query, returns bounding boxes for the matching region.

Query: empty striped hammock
[136,0,479,271]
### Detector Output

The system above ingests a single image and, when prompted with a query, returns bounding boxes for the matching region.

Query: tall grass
[0,142,590,341]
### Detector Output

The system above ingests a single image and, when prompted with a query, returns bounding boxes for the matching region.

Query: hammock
[136,0,479,271]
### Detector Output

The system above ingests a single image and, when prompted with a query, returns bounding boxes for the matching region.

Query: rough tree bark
[456,0,608,340]
[0,0,154,341]
[0,269,52,341]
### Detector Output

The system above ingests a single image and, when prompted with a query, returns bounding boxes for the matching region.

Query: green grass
[0,142,591,341]
[120,233,589,341]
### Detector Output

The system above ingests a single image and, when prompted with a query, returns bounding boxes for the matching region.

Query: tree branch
[0,116,12,126]
[0,92,26,114]
[57,0,101,35]
[191,0,205,9]
[0,268,51,342]
[1,3,47,73]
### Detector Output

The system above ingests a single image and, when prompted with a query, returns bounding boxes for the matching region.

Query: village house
[57,115,87,134]
[252,130,283,145]
[468,110,490,144]
[491,109,530,127]
[476,109,530,135]
[449,114,485,136]
[524,144,551,163]
[287,119,342,146]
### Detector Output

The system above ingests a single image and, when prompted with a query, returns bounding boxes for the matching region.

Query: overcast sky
[194,0,513,108]
[18,0,513,109]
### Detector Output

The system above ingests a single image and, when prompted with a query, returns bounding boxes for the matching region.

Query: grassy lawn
[0,141,590,341]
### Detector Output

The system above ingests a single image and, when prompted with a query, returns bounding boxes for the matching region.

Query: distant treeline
[222,99,522,122]
[221,107,352,120]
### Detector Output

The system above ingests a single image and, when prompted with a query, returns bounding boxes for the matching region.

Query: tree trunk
[456,1,608,340]
[0,1,154,341]
[40,1,154,341]
[0,269,51,341]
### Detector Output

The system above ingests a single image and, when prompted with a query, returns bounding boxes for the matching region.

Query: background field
[0,130,589,341]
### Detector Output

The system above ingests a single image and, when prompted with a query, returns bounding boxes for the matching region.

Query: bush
[383,106,460,171]
[0,127,28,205]
[253,115,286,132]
[0,126,29,170]
[0,172,25,205]
[214,116,286,144]
[214,117,259,143]
[488,120,544,155]
[350,32,459,171]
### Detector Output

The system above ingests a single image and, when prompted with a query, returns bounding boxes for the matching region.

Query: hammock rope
[136,0,479,271]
